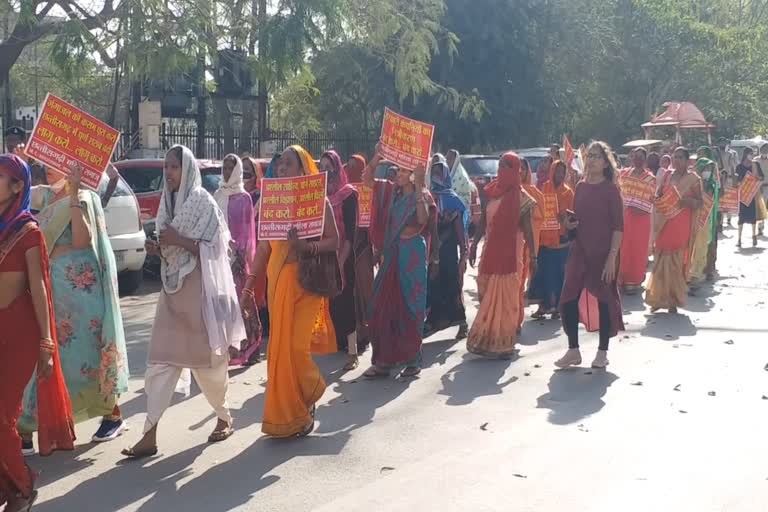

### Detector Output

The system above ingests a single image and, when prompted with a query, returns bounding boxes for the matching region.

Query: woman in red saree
[646,147,703,313]
[0,154,74,511]
[618,148,656,294]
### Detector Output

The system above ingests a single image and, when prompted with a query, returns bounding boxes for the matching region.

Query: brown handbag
[299,240,342,298]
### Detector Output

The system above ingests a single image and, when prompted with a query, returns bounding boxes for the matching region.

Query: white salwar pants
[143,353,231,434]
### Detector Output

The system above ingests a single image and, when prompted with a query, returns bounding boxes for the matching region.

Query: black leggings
[561,293,611,351]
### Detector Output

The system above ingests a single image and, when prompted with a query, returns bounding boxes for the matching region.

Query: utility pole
[257,0,267,156]
[196,57,207,158]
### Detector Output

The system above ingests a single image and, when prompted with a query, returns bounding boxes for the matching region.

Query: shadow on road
[641,312,697,341]
[439,353,518,406]
[536,368,619,425]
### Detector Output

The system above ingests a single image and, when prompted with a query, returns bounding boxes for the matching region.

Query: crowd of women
[1,134,764,510]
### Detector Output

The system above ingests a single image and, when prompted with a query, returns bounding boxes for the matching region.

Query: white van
[94,174,147,295]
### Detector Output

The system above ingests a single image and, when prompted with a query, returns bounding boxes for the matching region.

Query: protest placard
[739,172,760,206]
[379,108,434,171]
[696,192,715,231]
[655,185,682,219]
[258,173,327,240]
[24,93,120,190]
[620,175,655,213]
[541,193,560,231]
[719,187,739,214]
[355,183,373,228]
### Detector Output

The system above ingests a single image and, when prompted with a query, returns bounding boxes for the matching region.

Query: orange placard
[620,175,655,213]
[696,192,715,231]
[541,193,560,231]
[719,187,739,214]
[258,174,327,240]
[739,172,760,206]
[355,183,373,228]
[379,108,434,171]
[655,185,682,219]
[24,93,120,190]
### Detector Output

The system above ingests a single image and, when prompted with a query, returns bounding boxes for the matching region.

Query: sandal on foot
[363,366,389,378]
[531,310,546,320]
[550,311,561,320]
[208,426,235,443]
[401,366,421,378]
[456,323,469,340]
[296,406,316,438]
[554,349,582,369]
[121,446,158,459]
[343,356,359,371]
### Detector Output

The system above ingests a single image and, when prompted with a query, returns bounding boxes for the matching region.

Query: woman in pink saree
[215,154,262,365]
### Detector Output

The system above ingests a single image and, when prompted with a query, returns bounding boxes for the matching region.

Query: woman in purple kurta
[556,141,624,370]
[215,154,262,365]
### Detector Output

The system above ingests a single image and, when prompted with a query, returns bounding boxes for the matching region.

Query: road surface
[28,227,768,511]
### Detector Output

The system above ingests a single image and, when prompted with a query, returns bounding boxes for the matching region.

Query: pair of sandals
[121,423,234,460]
[363,366,421,378]
[532,309,560,320]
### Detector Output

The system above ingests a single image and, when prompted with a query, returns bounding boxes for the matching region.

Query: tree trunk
[239,102,257,155]
[213,95,235,155]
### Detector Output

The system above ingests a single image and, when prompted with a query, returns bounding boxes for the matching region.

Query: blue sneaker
[92,418,127,443]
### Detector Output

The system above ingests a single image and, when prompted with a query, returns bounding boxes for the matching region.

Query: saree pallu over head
[430,161,469,230]
[480,152,523,275]
[347,154,367,184]
[539,163,574,248]
[157,145,245,354]
[213,153,247,216]
[322,149,358,254]
[694,157,720,243]
[0,154,35,243]
[36,187,130,399]
[368,179,435,366]
[216,153,256,284]
[447,152,476,212]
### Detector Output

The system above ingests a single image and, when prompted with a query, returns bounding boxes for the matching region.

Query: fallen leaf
[584,371,593,375]
[480,422,489,431]
[524,372,531,377]
[623,335,630,339]
[764,363,768,372]
[724,340,734,345]
[243,381,252,386]
[674,384,681,391]
[664,334,673,339]
[708,391,716,397]
[762,395,768,400]
[513,474,527,479]
[679,410,688,414]
[534,364,542,368]
[380,467,395,473]
[631,381,643,386]
[342,399,350,404]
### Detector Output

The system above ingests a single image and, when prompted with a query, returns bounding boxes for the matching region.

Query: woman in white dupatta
[122,145,245,459]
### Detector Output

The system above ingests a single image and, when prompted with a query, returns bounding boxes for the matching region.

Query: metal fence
[157,125,377,160]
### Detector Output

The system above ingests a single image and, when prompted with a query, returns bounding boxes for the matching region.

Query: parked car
[114,158,222,276]
[114,158,223,222]
[95,174,147,295]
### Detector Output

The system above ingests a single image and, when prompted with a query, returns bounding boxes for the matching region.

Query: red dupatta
[480,152,522,275]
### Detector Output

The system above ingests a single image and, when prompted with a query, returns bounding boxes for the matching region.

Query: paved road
[29,226,768,511]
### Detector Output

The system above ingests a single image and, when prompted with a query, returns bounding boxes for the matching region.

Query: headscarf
[540,160,574,248]
[430,161,468,229]
[264,152,281,179]
[214,153,246,218]
[479,152,522,275]
[157,145,224,294]
[698,146,717,163]
[694,157,720,242]
[321,149,357,255]
[0,154,35,242]
[347,154,367,184]
[447,151,477,214]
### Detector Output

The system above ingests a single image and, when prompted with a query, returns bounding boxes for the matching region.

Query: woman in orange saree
[520,158,544,331]
[0,154,74,512]
[646,147,703,313]
[242,145,338,438]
